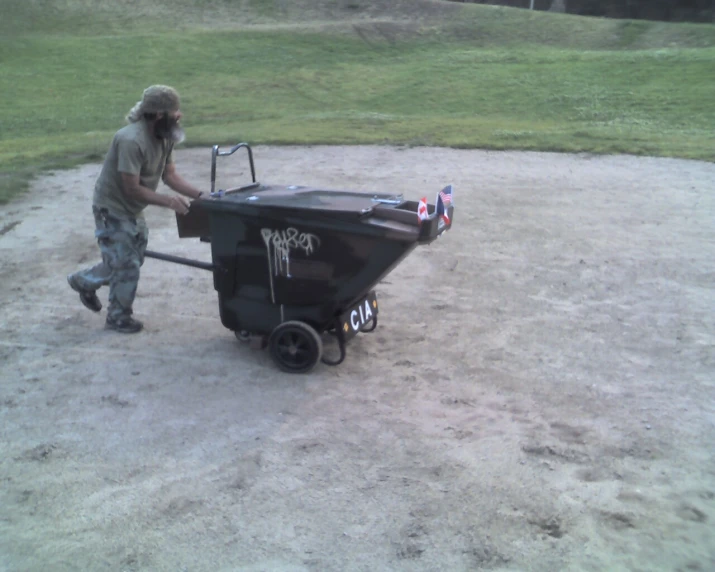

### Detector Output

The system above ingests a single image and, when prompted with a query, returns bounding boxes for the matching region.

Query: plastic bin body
[178,184,452,336]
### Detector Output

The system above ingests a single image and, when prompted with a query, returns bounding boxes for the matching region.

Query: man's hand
[163,163,204,200]
[120,172,191,213]
[166,195,190,215]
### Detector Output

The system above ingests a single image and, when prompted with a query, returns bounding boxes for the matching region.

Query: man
[67,85,204,334]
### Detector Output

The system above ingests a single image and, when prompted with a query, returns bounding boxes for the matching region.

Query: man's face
[155,109,185,143]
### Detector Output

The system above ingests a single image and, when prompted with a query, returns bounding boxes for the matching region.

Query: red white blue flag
[417,197,429,222]
[436,185,452,225]
[439,184,453,207]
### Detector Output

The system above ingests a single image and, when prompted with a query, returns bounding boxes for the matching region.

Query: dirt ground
[1,145,714,572]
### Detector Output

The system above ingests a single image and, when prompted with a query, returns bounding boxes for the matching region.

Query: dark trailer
[145,143,455,373]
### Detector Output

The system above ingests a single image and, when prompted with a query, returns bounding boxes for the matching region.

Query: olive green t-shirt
[93,119,174,218]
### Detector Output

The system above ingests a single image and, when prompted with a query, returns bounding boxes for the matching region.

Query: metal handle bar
[371,195,403,205]
[210,142,257,194]
[145,250,215,272]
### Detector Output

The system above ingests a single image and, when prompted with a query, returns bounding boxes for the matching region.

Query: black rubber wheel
[234,330,251,343]
[268,321,323,374]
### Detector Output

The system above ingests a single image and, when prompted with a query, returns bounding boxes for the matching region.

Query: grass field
[1,0,714,204]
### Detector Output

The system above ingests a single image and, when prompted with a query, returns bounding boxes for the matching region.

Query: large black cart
[145,143,455,373]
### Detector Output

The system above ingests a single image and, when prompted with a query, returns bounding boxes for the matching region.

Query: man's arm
[120,173,189,215]
[162,162,203,200]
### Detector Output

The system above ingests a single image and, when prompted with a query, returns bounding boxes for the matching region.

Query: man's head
[126,85,185,143]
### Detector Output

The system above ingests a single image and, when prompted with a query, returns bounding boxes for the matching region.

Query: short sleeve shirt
[93,120,174,218]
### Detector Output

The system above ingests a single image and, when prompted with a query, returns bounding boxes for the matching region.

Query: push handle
[210,142,257,195]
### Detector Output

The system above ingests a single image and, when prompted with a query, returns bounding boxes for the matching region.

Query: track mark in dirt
[161,497,204,519]
[395,522,427,560]
[550,422,589,444]
[617,489,649,504]
[463,544,511,568]
[602,441,661,461]
[676,503,708,523]
[295,441,325,453]
[404,522,428,539]
[77,250,95,263]
[223,452,263,492]
[677,561,708,571]
[17,443,60,462]
[445,426,474,440]
[440,397,475,407]
[522,443,589,464]
[228,475,253,491]
[406,334,427,344]
[0,221,20,236]
[575,466,615,483]
[115,550,153,572]
[101,394,132,408]
[53,315,85,331]
[598,510,637,531]
[396,542,425,560]
[529,516,565,539]
[120,554,140,572]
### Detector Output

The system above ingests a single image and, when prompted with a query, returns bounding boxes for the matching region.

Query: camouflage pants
[70,206,148,321]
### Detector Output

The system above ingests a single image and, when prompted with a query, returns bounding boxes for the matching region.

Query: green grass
[1,1,715,204]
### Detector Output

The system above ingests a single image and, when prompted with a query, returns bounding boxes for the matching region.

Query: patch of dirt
[0,145,714,571]
[0,221,20,236]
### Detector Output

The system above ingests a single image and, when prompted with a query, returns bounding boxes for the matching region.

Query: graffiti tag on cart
[261,227,321,281]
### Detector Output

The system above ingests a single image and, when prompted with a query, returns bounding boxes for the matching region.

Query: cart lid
[205,184,404,216]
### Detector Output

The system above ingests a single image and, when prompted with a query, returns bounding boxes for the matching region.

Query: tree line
[451,1,714,23]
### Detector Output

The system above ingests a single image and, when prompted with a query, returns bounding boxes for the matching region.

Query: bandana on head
[126,85,181,123]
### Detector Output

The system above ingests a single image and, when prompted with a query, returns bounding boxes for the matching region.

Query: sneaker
[67,274,102,313]
[105,315,144,334]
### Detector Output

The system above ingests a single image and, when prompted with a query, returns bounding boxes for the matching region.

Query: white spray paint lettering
[261,227,320,303]
[350,299,373,331]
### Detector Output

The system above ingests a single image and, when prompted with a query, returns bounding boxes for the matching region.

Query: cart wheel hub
[268,321,323,374]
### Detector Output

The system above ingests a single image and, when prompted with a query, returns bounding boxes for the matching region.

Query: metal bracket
[361,315,378,333]
[321,322,347,366]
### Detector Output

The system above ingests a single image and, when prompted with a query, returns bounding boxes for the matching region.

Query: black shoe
[67,274,102,313]
[105,315,144,334]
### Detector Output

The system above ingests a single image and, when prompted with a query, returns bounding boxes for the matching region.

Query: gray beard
[169,125,186,144]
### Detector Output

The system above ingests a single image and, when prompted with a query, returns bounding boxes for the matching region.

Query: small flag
[436,185,452,226]
[438,184,453,207]
[417,197,429,221]
[436,193,450,225]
